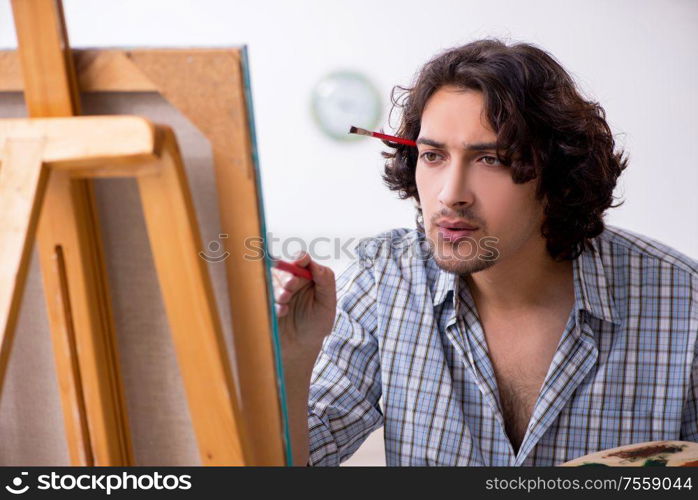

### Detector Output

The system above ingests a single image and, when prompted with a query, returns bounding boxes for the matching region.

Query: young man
[273,39,698,466]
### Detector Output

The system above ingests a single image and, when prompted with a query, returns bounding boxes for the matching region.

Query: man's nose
[437,162,475,209]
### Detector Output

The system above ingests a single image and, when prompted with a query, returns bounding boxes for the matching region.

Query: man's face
[415,85,544,275]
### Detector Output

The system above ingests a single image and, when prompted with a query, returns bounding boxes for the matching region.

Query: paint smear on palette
[642,458,668,466]
[605,443,686,461]
[560,441,698,467]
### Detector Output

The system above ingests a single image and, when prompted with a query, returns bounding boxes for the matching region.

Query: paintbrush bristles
[349,126,372,137]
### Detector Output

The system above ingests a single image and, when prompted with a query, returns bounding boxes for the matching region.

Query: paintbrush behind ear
[349,126,417,147]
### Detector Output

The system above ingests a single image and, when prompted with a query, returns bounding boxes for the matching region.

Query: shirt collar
[573,237,622,326]
[419,230,457,307]
[431,262,457,307]
[428,236,622,326]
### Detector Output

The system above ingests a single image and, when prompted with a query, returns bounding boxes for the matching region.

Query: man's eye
[480,155,501,166]
[420,151,442,163]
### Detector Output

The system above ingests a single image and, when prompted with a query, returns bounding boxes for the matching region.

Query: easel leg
[38,171,135,466]
[137,128,246,465]
[0,137,48,396]
[12,0,135,466]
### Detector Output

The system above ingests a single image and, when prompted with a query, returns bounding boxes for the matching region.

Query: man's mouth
[437,226,478,242]
[435,219,479,242]
[436,218,478,230]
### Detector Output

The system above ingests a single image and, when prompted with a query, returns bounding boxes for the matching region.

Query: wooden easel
[0,0,276,465]
[0,116,246,465]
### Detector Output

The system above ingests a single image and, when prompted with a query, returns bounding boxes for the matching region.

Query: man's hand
[272,251,336,366]
[271,251,336,466]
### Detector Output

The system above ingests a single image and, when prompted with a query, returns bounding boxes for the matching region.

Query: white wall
[1,0,696,465]
[2,0,696,268]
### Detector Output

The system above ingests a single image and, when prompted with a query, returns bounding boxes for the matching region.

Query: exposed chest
[480,313,570,451]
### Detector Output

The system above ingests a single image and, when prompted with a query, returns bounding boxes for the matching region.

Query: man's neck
[465,236,574,314]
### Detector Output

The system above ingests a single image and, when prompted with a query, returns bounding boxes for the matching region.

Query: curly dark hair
[382,38,628,261]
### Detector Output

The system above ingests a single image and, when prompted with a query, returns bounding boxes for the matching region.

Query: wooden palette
[561,441,698,467]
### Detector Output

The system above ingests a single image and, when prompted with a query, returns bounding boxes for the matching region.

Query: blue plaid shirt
[307,225,698,466]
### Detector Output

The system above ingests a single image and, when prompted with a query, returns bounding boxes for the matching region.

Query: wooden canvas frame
[0,16,288,465]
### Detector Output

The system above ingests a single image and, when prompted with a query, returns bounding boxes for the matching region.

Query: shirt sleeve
[680,331,698,442]
[306,244,383,466]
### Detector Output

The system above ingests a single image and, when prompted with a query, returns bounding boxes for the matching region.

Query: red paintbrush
[349,126,417,147]
[273,258,313,281]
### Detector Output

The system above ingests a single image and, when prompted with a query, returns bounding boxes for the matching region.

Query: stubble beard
[426,229,499,276]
